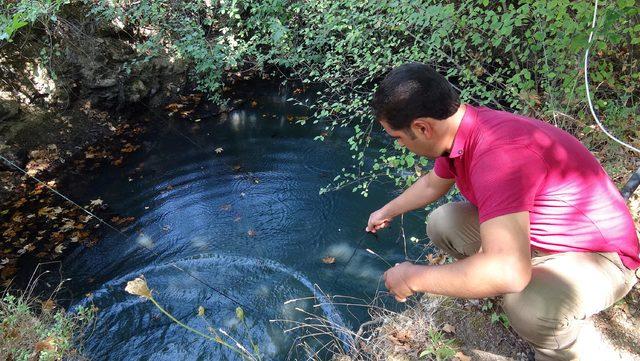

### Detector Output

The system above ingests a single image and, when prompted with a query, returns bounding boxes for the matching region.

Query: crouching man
[366,62,639,360]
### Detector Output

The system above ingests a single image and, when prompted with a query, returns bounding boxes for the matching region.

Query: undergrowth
[0,273,96,361]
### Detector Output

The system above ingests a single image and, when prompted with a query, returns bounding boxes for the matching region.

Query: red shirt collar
[449,105,477,159]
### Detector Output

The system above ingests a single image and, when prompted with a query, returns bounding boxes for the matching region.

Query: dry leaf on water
[89,198,103,207]
[214,147,224,154]
[321,256,336,264]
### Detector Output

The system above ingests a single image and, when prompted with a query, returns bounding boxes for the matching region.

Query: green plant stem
[148,297,251,359]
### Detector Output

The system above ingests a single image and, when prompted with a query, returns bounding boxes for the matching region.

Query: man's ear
[412,118,433,138]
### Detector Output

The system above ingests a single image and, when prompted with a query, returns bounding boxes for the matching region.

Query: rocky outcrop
[0,3,192,283]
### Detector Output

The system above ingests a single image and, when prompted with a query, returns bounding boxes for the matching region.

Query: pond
[61,83,430,360]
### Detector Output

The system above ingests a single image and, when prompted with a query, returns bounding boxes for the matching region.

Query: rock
[92,77,118,88]
[0,100,20,122]
[127,79,148,103]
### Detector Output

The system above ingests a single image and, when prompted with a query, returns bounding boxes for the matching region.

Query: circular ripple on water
[73,254,349,360]
[300,139,344,177]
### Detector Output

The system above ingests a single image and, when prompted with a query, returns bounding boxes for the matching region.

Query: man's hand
[366,207,393,233]
[383,261,416,302]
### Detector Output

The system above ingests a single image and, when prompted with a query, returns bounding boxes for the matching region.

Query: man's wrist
[404,264,427,293]
[381,203,397,220]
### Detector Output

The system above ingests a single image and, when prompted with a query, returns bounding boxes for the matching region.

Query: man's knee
[502,272,582,356]
[426,203,454,247]
[426,202,481,258]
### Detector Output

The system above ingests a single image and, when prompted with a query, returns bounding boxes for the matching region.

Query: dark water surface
[62,86,429,360]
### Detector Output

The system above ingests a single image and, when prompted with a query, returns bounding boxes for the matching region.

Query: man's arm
[367,170,455,232]
[384,211,532,300]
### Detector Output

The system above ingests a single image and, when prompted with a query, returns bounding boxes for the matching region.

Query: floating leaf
[321,256,336,264]
[214,147,224,154]
[198,306,205,316]
[235,306,244,321]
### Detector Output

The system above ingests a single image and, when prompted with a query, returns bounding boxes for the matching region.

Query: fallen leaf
[89,199,104,207]
[388,329,412,345]
[111,216,135,225]
[35,337,57,354]
[321,256,336,264]
[454,351,472,361]
[214,147,224,154]
[198,306,205,316]
[247,229,257,237]
[54,244,65,253]
[443,323,456,334]
[41,299,56,312]
[121,143,140,153]
[250,100,258,107]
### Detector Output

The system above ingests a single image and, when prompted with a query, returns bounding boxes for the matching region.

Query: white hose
[584,0,640,154]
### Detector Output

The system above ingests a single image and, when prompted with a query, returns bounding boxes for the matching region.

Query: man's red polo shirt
[433,105,640,269]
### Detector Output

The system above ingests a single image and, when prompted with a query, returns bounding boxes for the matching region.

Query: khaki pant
[426,202,638,361]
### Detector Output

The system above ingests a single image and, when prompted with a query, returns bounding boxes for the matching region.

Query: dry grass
[275,285,531,361]
[0,265,96,361]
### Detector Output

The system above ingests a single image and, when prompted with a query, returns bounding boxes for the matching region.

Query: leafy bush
[0,292,95,361]
[3,0,638,193]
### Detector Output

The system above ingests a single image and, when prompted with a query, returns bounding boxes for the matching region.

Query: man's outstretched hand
[366,207,393,233]
[383,261,416,302]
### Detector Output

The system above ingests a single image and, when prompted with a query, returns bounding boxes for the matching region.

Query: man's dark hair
[372,62,460,130]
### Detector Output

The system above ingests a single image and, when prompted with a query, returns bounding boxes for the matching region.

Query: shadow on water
[57,83,428,360]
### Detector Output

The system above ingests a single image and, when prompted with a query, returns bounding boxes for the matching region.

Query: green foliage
[3,0,638,194]
[0,0,69,42]
[490,312,510,329]
[419,328,457,360]
[0,293,95,361]
[481,298,510,329]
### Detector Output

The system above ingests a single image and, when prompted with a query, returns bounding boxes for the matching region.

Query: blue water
[61,85,430,360]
